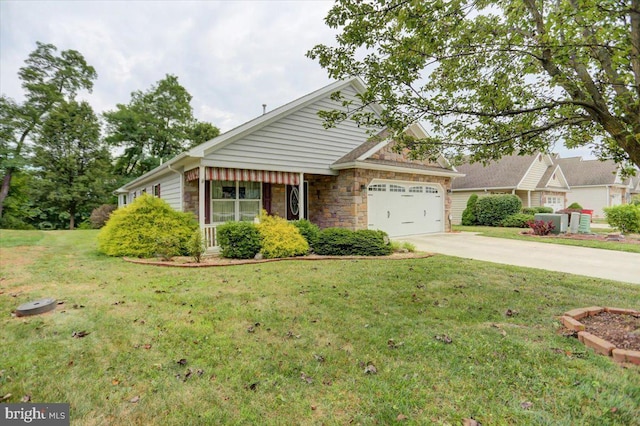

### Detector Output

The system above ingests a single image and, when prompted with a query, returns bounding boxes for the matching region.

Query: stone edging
[561,306,640,365]
[122,253,434,268]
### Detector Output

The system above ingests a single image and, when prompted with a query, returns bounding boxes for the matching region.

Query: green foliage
[475,195,522,227]
[528,220,555,236]
[1,41,97,218]
[291,219,320,250]
[315,228,392,256]
[308,1,640,169]
[97,194,197,258]
[89,205,117,229]
[187,229,206,263]
[461,194,479,226]
[522,207,553,215]
[501,213,535,228]
[104,74,220,177]
[604,204,640,234]
[32,100,114,230]
[632,195,640,206]
[257,213,309,259]
[567,202,583,210]
[217,221,262,259]
[390,240,416,253]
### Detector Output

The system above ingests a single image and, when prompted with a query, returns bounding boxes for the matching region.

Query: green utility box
[534,213,568,234]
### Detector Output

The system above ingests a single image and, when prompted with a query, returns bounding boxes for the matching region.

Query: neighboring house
[555,157,634,217]
[115,78,463,249]
[450,153,570,223]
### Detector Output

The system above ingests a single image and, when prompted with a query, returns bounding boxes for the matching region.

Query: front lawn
[1,230,639,425]
[453,225,640,254]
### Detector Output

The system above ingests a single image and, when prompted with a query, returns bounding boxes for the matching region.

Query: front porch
[184,167,307,250]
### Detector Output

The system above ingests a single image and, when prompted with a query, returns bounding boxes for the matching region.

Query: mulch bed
[522,231,640,245]
[580,312,640,351]
[123,252,433,267]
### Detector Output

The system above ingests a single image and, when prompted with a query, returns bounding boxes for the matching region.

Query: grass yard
[1,230,639,425]
[453,225,640,254]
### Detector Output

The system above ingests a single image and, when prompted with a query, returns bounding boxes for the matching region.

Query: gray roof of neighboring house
[555,157,620,186]
[451,153,539,190]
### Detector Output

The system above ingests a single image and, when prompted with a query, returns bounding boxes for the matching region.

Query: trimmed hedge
[315,228,392,256]
[291,219,320,250]
[475,195,522,226]
[461,194,479,226]
[567,202,583,210]
[257,214,309,258]
[501,213,535,228]
[98,194,197,258]
[217,221,262,259]
[522,206,553,215]
[604,204,640,234]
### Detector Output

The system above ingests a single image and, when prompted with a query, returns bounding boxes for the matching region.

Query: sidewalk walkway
[398,233,640,285]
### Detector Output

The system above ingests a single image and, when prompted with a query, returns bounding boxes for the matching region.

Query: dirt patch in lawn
[523,231,640,244]
[580,312,640,351]
[123,252,433,267]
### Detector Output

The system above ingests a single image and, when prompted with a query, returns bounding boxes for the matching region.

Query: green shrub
[187,229,206,263]
[475,195,522,226]
[90,204,117,229]
[256,213,308,258]
[604,204,640,234]
[522,206,553,215]
[461,194,479,226]
[291,219,320,250]
[630,195,640,206]
[567,202,583,210]
[501,213,535,228]
[217,221,262,259]
[390,240,416,253]
[98,194,198,258]
[315,228,392,256]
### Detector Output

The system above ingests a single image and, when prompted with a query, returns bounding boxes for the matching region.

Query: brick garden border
[561,306,640,365]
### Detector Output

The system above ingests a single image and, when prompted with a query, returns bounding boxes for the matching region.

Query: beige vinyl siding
[518,155,549,190]
[450,191,486,224]
[547,173,564,188]
[208,86,380,174]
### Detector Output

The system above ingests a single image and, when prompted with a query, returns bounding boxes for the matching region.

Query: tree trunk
[0,169,13,218]
[69,206,75,230]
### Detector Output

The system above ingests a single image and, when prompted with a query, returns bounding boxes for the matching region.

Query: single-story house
[115,78,463,249]
[555,157,635,217]
[450,152,570,223]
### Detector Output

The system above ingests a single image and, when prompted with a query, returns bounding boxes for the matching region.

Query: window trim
[211,180,262,223]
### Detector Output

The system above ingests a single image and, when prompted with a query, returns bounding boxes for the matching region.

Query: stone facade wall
[270,184,287,217]
[184,179,199,219]
[370,141,441,167]
[306,169,452,231]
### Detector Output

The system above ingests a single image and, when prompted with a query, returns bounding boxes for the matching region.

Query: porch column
[198,165,205,228]
[527,191,531,207]
[299,172,305,219]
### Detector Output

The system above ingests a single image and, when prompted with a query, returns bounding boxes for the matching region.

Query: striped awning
[186,167,299,185]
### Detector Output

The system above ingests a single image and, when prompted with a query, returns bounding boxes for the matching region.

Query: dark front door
[286,184,300,220]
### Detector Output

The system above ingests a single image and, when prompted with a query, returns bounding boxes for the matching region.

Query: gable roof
[452,153,541,190]
[536,164,570,190]
[555,157,622,186]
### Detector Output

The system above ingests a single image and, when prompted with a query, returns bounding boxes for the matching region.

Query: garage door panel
[368,181,444,237]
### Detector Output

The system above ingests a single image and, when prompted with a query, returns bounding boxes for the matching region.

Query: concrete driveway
[397,232,640,285]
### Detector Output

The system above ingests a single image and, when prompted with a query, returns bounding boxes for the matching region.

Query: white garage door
[367,181,444,237]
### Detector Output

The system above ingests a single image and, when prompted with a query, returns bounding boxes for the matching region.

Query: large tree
[104,74,219,177]
[0,42,97,218]
[308,0,640,169]
[32,100,113,230]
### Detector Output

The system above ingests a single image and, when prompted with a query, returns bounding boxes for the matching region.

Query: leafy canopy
[104,74,220,177]
[0,42,97,217]
[308,0,640,170]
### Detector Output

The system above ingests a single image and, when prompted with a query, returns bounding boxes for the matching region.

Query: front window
[212,180,261,223]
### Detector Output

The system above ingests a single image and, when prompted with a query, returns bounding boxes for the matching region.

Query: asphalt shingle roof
[452,153,539,190]
[555,157,619,186]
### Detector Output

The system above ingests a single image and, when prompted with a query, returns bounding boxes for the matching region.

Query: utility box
[534,213,568,234]
[578,214,591,234]
[569,212,581,233]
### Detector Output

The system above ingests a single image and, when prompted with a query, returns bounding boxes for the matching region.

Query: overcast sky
[1,0,591,159]
[1,0,336,132]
